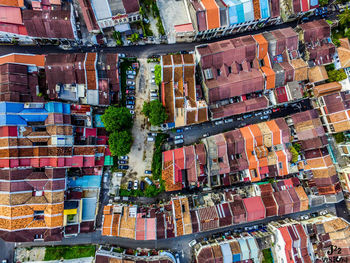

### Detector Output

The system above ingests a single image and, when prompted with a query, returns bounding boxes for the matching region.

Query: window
[33,141,48,146]
[217,69,221,76]
[34,210,44,220]
[279,162,283,169]
[238,64,243,71]
[32,126,46,132]
[33,168,45,172]
[228,66,232,73]
[250,61,254,68]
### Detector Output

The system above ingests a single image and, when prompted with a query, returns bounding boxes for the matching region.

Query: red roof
[174,23,194,33]
[0,6,23,24]
[243,196,265,222]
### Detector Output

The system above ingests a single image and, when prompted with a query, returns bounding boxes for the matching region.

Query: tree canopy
[328,69,347,82]
[142,100,168,126]
[154,64,161,86]
[109,131,133,156]
[339,8,350,29]
[101,106,133,132]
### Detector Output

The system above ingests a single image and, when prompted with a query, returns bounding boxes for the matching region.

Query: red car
[272,108,280,112]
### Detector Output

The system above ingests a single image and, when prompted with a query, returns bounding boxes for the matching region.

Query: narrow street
[166,99,312,146]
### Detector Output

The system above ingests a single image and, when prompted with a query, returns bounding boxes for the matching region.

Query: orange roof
[0,0,24,7]
[249,124,263,146]
[240,126,254,152]
[261,66,276,90]
[266,120,281,145]
[201,0,220,29]
[253,34,268,59]
[102,214,113,236]
[0,53,45,67]
[275,150,289,176]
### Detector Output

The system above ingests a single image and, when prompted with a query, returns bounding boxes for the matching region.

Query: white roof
[91,0,112,20]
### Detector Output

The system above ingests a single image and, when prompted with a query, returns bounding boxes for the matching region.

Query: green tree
[289,146,299,163]
[109,131,133,156]
[319,0,328,6]
[129,33,140,43]
[101,106,133,132]
[328,69,347,82]
[333,132,345,143]
[339,8,350,29]
[142,101,168,126]
[154,64,161,85]
[112,31,121,41]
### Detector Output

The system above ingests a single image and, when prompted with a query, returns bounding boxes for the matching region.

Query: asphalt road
[0,15,322,58]
[167,99,312,146]
[14,202,339,263]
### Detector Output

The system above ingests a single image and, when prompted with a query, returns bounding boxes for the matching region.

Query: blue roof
[220,243,233,263]
[247,237,259,260]
[82,198,96,221]
[68,175,102,188]
[45,102,70,114]
[238,239,250,260]
[259,0,270,19]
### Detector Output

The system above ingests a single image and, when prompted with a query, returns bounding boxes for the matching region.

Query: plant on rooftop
[154,64,161,86]
[101,106,133,132]
[142,100,168,126]
[333,132,345,143]
[108,130,133,157]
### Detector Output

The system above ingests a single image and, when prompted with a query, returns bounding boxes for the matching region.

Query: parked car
[118,53,126,58]
[126,100,135,105]
[127,85,135,90]
[243,114,252,119]
[115,172,124,177]
[202,133,209,138]
[224,118,233,124]
[118,160,128,164]
[130,110,135,115]
[147,136,155,142]
[263,109,272,115]
[301,215,309,220]
[175,139,184,145]
[150,79,155,84]
[150,97,158,101]
[140,181,145,191]
[144,177,153,185]
[118,165,129,170]
[175,254,180,263]
[255,111,263,116]
[127,75,135,79]
[272,108,280,112]
[236,116,243,121]
[133,180,139,190]
[151,132,157,136]
[215,120,224,125]
[260,115,269,120]
[127,96,135,100]
[127,181,133,191]
[126,90,135,95]
[176,128,184,133]
[167,137,174,142]
[126,105,134,110]
[150,93,158,98]
[320,210,328,216]
[119,156,129,160]
[175,134,184,140]
[184,126,192,131]
[127,81,135,85]
[145,170,152,174]
[126,70,136,75]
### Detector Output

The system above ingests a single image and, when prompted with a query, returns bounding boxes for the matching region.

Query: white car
[119,156,129,160]
[127,80,135,85]
[174,139,184,145]
[175,135,184,140]
[127,75,135,79]
[224,118,233,123]
[130,110,135,115]
[133,180,139,190]
[215,120,224,125]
